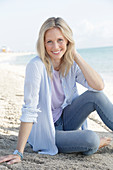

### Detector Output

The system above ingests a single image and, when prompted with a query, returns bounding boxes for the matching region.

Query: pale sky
[0,0,113,52]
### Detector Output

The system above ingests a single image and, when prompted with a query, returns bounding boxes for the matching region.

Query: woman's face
[44,27,68,63]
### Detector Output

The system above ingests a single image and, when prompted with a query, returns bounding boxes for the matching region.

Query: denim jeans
[55,90,113,155]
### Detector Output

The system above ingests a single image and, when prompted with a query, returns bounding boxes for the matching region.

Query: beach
[0,52,113,170]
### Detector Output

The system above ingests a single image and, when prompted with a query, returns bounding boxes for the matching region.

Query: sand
[0,53,113,170]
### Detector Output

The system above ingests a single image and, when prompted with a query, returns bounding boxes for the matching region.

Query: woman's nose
[53,42,59,50]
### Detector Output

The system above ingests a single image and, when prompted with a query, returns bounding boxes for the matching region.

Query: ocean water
[78,46,113,75]
[7,46,113,82]
[78,46,113,83]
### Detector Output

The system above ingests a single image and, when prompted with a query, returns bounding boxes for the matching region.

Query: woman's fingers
[0,155,12,163]
[7,156,21,165]
[0,155,21,164]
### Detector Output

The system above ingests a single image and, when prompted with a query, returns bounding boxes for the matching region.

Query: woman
[0,17,112,165]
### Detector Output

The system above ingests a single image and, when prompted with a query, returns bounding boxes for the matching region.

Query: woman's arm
[0,59,41,165]
[16,122,33,154]
[0,122,33,165]
[74,50,104,91]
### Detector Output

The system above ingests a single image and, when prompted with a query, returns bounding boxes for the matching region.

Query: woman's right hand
[0,122,33,165]
[0,154,21,165]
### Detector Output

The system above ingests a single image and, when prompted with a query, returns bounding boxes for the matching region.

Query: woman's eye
[47,40,52,43]
[58,39,63,42]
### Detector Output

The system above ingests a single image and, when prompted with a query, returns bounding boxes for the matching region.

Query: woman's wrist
[13,150,23,160]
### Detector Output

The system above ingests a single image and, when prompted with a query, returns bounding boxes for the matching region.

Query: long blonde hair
[37,17,75,77]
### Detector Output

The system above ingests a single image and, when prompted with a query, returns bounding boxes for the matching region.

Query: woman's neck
[52,60,61,71]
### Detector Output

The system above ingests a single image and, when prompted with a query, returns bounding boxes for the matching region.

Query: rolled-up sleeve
[75,64,99,92]
[20,61,41,122]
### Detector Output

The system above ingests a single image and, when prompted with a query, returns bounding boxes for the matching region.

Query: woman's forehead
[45,28,65,39]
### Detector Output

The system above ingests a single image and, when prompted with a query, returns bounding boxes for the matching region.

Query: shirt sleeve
[75,64,100,92]
[20,61,41,123]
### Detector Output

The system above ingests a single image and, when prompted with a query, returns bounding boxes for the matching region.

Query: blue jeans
[55,90,113,155]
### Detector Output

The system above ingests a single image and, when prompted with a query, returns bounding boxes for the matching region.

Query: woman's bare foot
[99,137,112,149]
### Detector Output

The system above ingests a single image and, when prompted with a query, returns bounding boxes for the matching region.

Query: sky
[0,0,113,52]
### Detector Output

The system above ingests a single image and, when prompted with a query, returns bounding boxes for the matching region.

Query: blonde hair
[37,17,75,77]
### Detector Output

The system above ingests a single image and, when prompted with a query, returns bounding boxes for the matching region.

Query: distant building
[0,46,11,52]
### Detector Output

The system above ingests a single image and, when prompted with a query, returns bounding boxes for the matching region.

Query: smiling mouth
[52,50,61,54]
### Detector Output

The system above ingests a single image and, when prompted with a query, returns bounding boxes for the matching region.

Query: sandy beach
[0,53,113,170]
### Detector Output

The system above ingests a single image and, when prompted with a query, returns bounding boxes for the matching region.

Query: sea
[4,46,113,83]
[77,46,113,83]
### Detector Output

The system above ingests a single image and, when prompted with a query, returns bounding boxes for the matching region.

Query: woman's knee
[84,130,100,150]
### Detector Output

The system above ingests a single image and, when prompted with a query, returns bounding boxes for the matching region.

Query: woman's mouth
[52,50,61,55]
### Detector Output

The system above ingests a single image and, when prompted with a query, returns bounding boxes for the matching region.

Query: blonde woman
[0,17,112,165]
